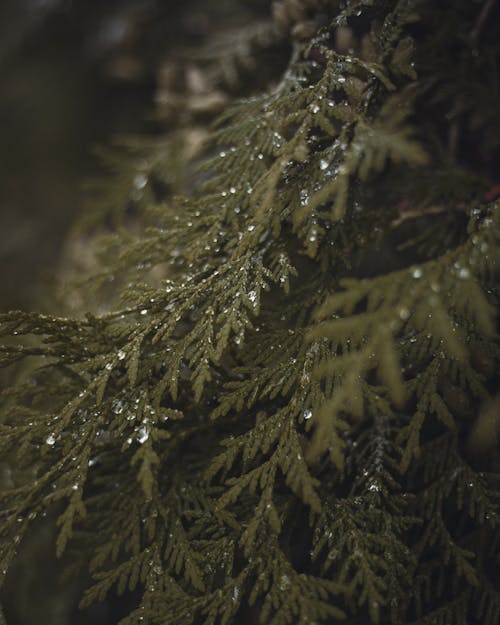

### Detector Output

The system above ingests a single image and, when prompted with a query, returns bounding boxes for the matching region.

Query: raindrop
[112,400,124,415]
[137,427,149,444]
[272,132,284,148]
[458,267,470,279]
[133,174,147,190]
[398,307,410,320]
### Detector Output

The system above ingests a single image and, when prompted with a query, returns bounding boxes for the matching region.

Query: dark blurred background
[0,0,187,312]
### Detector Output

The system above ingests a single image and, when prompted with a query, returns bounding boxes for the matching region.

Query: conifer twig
[391,202,454,227]
[470,0,496,45]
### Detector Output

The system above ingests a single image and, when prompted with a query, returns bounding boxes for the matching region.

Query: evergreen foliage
[1,1,500,623]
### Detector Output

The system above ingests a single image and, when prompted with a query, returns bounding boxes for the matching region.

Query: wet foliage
[1,1,499,624]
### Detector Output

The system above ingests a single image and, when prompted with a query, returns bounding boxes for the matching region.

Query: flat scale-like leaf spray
[1,1,499,624]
